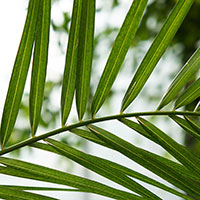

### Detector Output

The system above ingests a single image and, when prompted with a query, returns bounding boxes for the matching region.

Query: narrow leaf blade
[29,0,51,136]
[76,0,95,120]
[61,0,82,125]
[121,0,194,112]
[46,138,160,200]
[0,185,58,200]
[87,125,200,198]
[0,157,139,200]
[91,0,148,116]
[158,47,200,110]
[0,0,40,148]
[174,77,200,109]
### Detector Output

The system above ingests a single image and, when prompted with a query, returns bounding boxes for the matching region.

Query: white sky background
[0,0,184,199]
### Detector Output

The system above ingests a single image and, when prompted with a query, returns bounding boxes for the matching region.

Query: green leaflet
[0,185,58,200]
[87,125,200,199]
[46,138,160,200]
[76,0,95,120]
[137,117,200,177]
[0,0,40,148]
[91,0,148,116]
[29,0,51,136]
[121,0,194,112]
[61,0,82,125]
[170,115,200,141]
[31,141,191,200]
[185,116,200,133]
[195,102,200,111]
[158,47,200,110]
[0,157,139,200]
[0,185,80,192]
[174,77,200,109]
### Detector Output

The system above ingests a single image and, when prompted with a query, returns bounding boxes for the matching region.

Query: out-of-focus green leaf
[76,0,95,120]
[91,0,148,116]
[87,125,200,199]
[29,0,51,136]
[61,0,82,125]
[46,138,160,200]
[137,117,200,176]
[158,47,200,110]
[121,0,194,112]
[170,115,200,141]
[174,77,200,109]
[0,0,40,148]
[0,157,139,200]
[0,185,58,200]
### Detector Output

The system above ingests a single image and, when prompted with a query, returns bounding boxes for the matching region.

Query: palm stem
[0,110,199,155]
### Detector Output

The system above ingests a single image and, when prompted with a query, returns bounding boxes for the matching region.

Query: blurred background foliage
[9,0,200,156]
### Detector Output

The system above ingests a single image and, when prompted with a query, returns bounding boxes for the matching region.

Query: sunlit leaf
[61,0,82,125]
[76,0,95,120]
[0,0,40,148]
[91,0,148,116]
[121,0,194,112]
[158,47,200,110]
[29,0,51,136]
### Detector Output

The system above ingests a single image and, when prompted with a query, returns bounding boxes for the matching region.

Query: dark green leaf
[158,47,200,110]
[61,0,82,125]
[91,0,148,116]
[29,0,51,136]
[121,0,194,112]
[76,0,95,120]
[0,0,40,148]
[46,138,160,200]
[175,77,200,109]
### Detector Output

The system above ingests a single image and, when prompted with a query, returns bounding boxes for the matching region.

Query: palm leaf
[158,47,200,110]
[46,138,161,200]
[0,0,40,148]
[61,0,82,125]
[0,185,58,200]
[0,157,140,200]
[76,0,95,120]
[174,77,200,109]
[31,141,192,200]
[121,0,194,112]
[91,0,148,116]
[88,125,200,199]
[29,0,51,136]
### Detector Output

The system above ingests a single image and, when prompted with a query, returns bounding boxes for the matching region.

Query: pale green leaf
[158,47,200,110]
[87,125,200,199]
[76,0,95,120]
[91,0,148,116]
[29,0,51,136]
[46,138,160,200]
[0,0,40,148]
[0,157,140,200]
[61,0,82,125]
[0,185,57,200]
[121,0,194,112]
[174,77,200,109]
